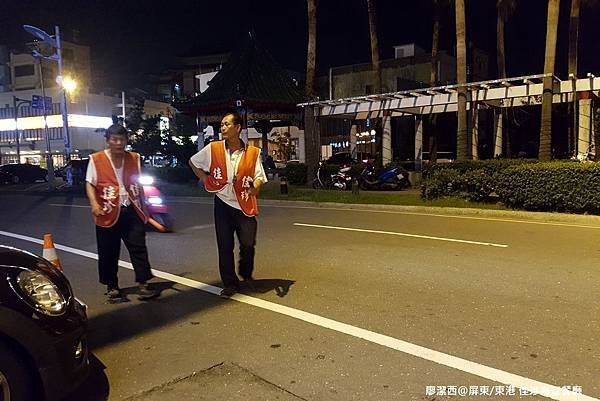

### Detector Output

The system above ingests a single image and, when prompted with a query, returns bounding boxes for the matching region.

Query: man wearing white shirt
[189,112,267,298]
[86,125,158,301]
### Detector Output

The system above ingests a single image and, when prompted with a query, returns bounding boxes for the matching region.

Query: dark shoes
[219,286,238,298]
[241,276,256,291]
[220,276,255,298]
[138,282,159,300]
[106,286,122,303]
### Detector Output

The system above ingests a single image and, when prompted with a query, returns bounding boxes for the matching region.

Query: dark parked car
[0,163,48,184]
[0,245,89,401]
[0,170,12,185]
[325,151,373,166]
[55,159,89,184]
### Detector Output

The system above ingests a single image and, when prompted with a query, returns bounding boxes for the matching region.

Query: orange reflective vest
[91,151,148,227]
[204,140,260,217]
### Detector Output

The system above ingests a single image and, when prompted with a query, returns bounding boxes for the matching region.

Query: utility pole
[38,58,56,190]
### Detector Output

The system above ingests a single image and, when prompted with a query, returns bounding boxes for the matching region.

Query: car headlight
[147,196,163,205]
[15,270,67,316]
[139,175,154,185]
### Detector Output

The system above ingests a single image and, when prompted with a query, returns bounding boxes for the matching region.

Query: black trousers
[214,196,257,288]
[96,206,153,288]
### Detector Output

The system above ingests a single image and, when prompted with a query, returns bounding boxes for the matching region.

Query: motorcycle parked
[359,164,410,191]
[331,166,353,190]
[139,175,172,232]
[312,161,352,190]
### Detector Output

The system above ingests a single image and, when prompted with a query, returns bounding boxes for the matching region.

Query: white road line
[293,222,508,248]
[166,199,600,230]
[186,224,215,230]
[25,183,49,191]
[0,229,593,401]
[50,204,90,208]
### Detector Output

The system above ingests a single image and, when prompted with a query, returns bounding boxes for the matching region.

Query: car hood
[0,245,73,297]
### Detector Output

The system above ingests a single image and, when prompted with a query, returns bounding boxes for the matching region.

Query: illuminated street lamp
[60,77,77,93]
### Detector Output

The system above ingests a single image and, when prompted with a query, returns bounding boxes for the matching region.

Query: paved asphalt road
[1,192,599,401]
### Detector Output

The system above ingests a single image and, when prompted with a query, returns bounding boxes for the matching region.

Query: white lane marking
[50,204,90,208]
[293,222,508,248]
[0,230,594,401]
[186,224,214,230]
[166,199,600,230]
[25,183,49,191]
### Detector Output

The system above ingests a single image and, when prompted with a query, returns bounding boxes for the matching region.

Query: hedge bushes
[495,162,600,213]
[421,159,600,214]
[285,163,308,185]
[422,159,537,178]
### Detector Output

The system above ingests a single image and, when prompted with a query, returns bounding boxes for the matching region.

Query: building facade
[0,41,173,167]
[326,43,489,100]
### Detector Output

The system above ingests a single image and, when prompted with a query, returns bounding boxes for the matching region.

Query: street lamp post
[55,26,71,163]
[37,57,56,189]
[23,24,72,173]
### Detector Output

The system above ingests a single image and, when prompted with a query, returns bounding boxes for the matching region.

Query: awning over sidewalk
[299,73,600,118]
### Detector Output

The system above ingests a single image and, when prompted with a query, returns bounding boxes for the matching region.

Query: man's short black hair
[222,112,242,126]
[105,124,129,140]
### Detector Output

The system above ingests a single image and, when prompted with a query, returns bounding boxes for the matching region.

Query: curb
[4,189,600,227]
[172,196,600,227]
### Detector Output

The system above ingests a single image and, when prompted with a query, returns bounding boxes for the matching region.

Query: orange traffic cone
[42,234,62,270]
[147,217,168,233]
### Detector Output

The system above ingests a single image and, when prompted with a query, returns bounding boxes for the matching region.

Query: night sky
[1,0,599,90]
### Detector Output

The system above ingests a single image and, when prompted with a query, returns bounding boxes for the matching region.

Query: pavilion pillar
[382,111,392,165]
[350,123,357,156]
[493,110,503,158]
[415,115,423,171]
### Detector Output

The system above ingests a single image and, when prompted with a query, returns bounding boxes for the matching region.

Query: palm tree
[538,0,560,161]
[567,0,580,156]
[496,0,516,79]
[429,0,449,162]
[455,0,469,160]
[496,0,516,157]
[304,0,319,180]
[366,0,385,163]
[367,0,382,93]
[568,0,580,79]
[306,0,317,100]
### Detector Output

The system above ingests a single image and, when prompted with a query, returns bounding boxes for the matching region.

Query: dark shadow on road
[87,279,223,351]
[241,279,296,298]
[87,277,297,351]
[62,353,110,401]
[72,276,296,399]
[118,280,181,300]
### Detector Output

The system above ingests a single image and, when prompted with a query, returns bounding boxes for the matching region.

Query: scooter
[312,161,330,189]
[139,175,173,232]
[312,161,352,190]
[359,164,410,191]
[331,166,353,190]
